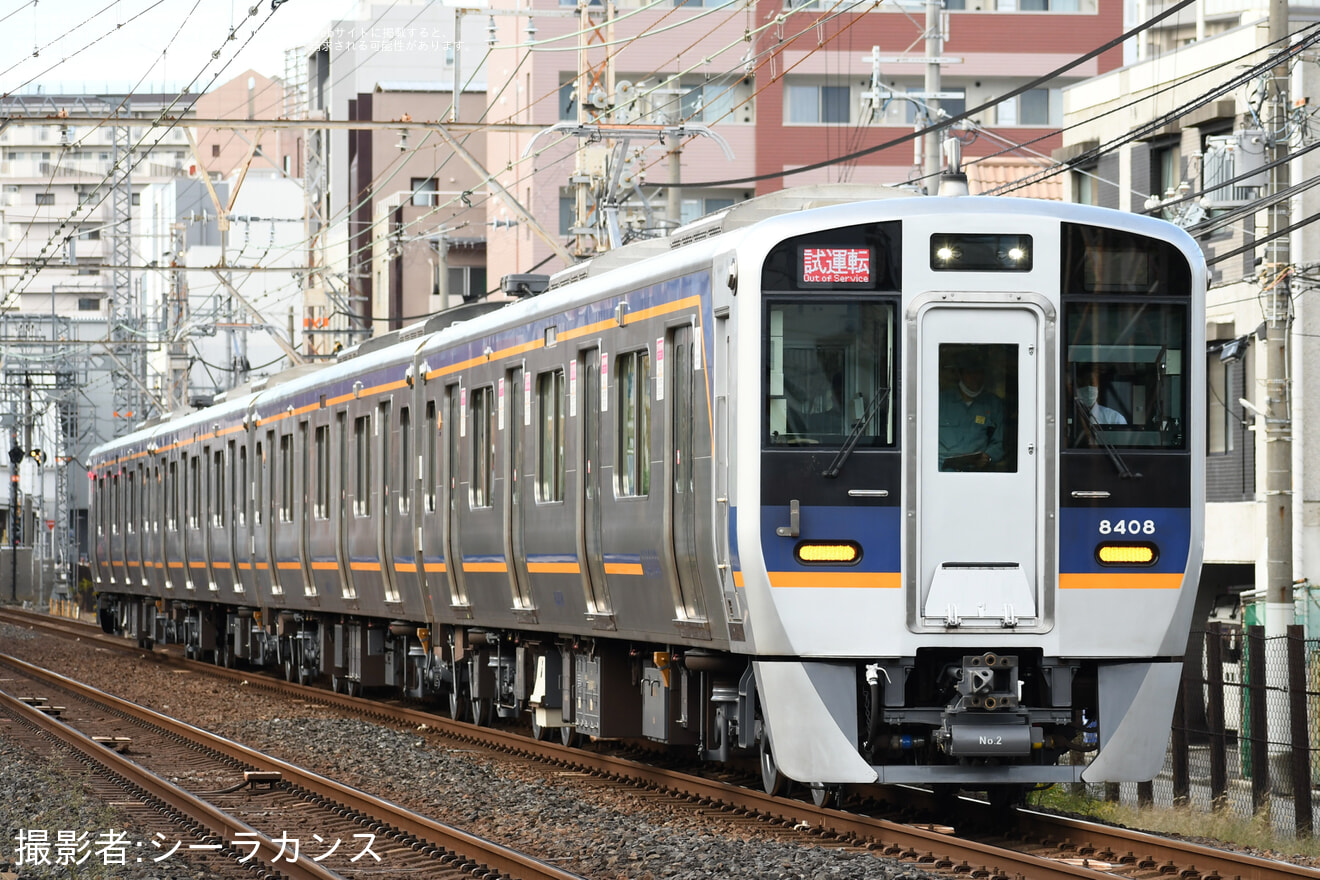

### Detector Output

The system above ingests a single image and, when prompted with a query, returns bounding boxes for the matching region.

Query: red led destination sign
[801,247,871,284]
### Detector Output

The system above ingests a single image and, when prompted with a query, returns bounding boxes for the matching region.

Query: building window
[211,144,221,157]
[470,386,495,508]
[447,265,488,302]
[1020,88,1051,125]
[558,80,577,121]
[559,194,574,235]
[1207,355,1233,455]
[77,297,100,311]
[410,177,437,206]
[34,192,54,206]
[787,83,850,124]
[537,369,566,502]
[615,350,651,496]
[679,79,738,123]
[1074,167,1099,205]
[1151,139,1182,201]
[679,195,736,226]
[997,88,1058,126]
[79,228,100,240]
[131,193,140,206]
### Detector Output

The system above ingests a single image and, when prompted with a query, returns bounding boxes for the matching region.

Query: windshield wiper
[822,387,892,479]
[1074,398,1142,480]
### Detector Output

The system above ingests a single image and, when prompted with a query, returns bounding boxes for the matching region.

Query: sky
[0,0,359,96]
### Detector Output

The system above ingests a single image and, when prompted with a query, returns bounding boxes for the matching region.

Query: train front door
[914,304,1044,629]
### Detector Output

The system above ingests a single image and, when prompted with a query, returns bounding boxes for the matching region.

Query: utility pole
[923,0,943,190]
[1262,0,1293,791]
[573,0,615,257]
[8,434,21,602]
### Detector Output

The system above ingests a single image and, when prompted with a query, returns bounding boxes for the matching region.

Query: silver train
[90,188,1206,801]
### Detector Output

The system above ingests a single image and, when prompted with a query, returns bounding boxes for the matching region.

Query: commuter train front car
[88,191,1205,803]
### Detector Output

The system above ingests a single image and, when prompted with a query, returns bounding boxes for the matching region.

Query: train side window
[253,440,264,527]
[126,471,135,535]
[353,415,371,517]
[314,425,329,519]
[167,462,178,529]
[616,351,651,497]
[237,446,248,528]
[399,405,412,515]
[111,474,120,536]
[425,400,438,512]
[279,434,293,522]
[213,448,226,528]
[189,455,201,529]
[536,369,566,502]
[470,386,495,508]
[937,345,1018,473]
[1063,302,1187,449]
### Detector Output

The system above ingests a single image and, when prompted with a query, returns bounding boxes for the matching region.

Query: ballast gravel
[0,619,937,880]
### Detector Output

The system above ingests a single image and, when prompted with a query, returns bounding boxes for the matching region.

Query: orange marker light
[796,542,861,564]
[1097,544,1157,565]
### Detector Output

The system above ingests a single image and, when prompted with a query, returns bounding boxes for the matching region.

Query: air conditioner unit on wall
[1202,130,1266,208]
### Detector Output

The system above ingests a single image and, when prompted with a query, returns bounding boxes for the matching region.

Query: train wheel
[987,784,1027,812]
[471,695,493,727]
[282,643,297,682]
[809,783,839,809]
[529,713,551,741]
[448,686,469,723]
[760,735,786,797]
[331,675,344,694]
[345,678,360,698]
[560,724,578,748]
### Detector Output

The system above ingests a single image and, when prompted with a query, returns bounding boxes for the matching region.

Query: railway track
[4,606,1317,880]
[0,646,586,880]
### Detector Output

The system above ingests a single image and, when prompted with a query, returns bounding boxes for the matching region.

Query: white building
[139,171,307,406]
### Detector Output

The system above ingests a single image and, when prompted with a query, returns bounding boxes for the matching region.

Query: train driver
[1074,364,1126,425]
[1070,363,1126,446]
[938,352,1006,471]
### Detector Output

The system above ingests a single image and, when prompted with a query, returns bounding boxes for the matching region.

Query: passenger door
[914,304,1044,629]
[667,325,705,621]
[578,348,611,616]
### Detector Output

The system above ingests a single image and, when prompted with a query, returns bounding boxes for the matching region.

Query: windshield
[765,300,896,448]
[1064,302,1187,449]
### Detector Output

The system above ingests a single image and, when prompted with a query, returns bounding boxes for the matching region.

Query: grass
[1026,785,1320,861]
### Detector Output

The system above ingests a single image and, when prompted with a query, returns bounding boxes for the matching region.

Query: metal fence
[1100,625,1319,837]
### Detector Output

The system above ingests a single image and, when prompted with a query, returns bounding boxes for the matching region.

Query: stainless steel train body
[89,190,1205,794]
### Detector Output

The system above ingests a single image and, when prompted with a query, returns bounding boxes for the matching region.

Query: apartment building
[298,1,490,348]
